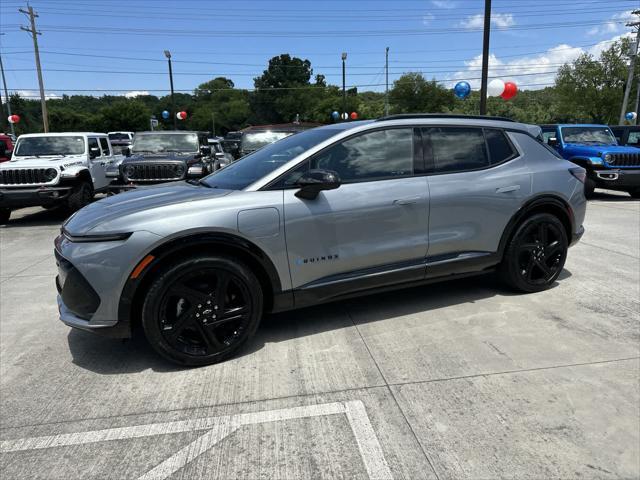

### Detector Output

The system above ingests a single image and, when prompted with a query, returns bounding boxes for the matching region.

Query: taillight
[569,167,586,183]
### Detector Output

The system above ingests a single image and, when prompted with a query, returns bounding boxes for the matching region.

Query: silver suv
[55,115,587,366]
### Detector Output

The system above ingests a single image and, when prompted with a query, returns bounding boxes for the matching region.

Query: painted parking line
[1,400,393,480]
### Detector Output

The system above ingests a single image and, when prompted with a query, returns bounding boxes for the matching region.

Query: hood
[64,181,232,235]
[2,154,86,168]
[563,143,640,157]
[124,152,198,164]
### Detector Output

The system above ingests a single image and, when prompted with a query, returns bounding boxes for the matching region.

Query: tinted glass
[561,127,616,145]
[132,133,199,153]
[242,131,294,151]
[430,127,489,173]
[201,128,340,190]
[541,129,557,144]
[485,129,516,163]
[627,131,640,146]
[15,136,85,156]
[310,128,413,183]
[99,137,110,155]
[88,138,101,157]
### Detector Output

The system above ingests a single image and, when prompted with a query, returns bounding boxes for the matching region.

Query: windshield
[108,133,131,141]
[132,133,198,153]
[561,127,617,145]
[202,128,338,190]
[242,131,294,151]
[15,136,85,157]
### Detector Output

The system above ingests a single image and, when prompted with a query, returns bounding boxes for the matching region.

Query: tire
[583,177,596,198]
[67,181,93,211]
[628,189,640,199]
[0,208,10,225]
[141,255,263,366]
[500,213,568,293]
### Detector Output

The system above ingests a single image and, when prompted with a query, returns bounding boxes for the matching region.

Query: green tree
[98,100,151,132]
[389,73,454,114]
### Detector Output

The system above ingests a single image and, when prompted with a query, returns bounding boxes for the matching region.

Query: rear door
[279,127,430,290]
[88,137,109,191]
[424,126,531,260]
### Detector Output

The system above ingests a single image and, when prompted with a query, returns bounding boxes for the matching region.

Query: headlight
[124,165,135,177]
[604,154,613,164]
[175,164,185,176]
[44,168,57,181]
[62,229,132,243]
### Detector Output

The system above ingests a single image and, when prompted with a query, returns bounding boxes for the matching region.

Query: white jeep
[0,132,118,224]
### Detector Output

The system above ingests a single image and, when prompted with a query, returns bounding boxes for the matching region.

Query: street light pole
[342,52,347,119]
[164,50,177,130]
[385,47,389,117]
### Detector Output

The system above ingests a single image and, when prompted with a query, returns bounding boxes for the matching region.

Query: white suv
[0,132,117,224]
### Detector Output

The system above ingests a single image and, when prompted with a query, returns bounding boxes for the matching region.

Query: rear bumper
[0,186,72,208]
[591,169,640,190]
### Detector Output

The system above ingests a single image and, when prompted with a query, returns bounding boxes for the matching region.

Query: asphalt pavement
[1,191,638,479]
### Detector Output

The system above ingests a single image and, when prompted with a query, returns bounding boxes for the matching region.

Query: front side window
[310,128,414,183]
[429,127,489,173]
[560,127,617,145]
[131,133,199,153]
[541,129,557,144]
[88,138,101,158]
[627,131,640,146]
[14,136,85,157]
[99,137,110,156]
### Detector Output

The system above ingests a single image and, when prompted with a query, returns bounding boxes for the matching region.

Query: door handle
[495,185,520,194]
[393,196,421,205]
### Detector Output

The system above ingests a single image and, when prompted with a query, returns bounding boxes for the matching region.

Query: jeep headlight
[604,153,613,164]
[175,164,185,176]
[124,165,135,177]
[44,168,57,181]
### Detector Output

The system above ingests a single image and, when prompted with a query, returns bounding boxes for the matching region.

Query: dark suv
[610,125,640,148]
[109,131,214,188]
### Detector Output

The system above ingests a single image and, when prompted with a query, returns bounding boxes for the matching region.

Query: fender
[568,156,603,168]
[497,194,574,259]
[116,231,289,336]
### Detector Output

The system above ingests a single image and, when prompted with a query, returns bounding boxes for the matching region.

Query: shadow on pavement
[590,191,637,202]
[3,207,71,228]
[67,270,570,374]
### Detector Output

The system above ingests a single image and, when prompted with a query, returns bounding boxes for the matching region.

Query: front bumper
[0,186,72,208]
[570,225,585,247]
[591,168,640,190]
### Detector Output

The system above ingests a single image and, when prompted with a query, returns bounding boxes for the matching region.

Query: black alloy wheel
[500,213,568,293]
[142,256,263,366]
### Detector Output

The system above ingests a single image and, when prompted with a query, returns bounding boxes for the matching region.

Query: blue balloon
[625,111,636,121]
[331,111,339,119]
[162,110,170,119]
[454,81,471,99]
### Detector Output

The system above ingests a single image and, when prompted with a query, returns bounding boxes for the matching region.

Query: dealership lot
[0,192,638,479]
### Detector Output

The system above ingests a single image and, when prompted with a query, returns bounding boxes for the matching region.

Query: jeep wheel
[584,177,596,198]
[141,256,263,366]
[628,189,640,199]
[500,213,568,293]
[67,181,93,211]
[0,208,10,225]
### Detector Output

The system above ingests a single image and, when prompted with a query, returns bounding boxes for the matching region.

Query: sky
[0,0,637,100]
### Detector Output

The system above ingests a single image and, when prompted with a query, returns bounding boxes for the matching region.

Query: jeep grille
[607,152,640,167]
[124,164,184,181]
[0,168,51,185]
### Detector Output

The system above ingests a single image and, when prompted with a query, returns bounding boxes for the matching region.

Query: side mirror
[548,137,558,147]
[89,147,100,159]
[122,147,131,157]
[295,169,341,200]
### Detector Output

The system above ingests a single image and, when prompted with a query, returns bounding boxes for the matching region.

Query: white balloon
[487,79,505,97]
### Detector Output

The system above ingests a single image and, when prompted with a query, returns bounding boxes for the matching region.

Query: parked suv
[107,131,134,153]
[609,125,640,148]
[56,115,586,366]
[0,132,116,224]
[108,131,214,188]
[541,124,640,198]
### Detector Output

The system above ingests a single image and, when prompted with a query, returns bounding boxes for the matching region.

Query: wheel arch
[117,232,286,337]
[498,194,574,260]
[567,157,595,170]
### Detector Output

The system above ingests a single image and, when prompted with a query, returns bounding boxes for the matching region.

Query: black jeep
[109,131,213,188]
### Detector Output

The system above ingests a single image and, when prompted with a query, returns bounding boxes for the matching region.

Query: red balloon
[8,114,20,124]
[176,111,188,120]
[501,82,517,100]
[350,112,358,120]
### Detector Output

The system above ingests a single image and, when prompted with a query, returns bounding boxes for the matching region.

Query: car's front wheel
[141,255,263,366]
[500,213,568,293]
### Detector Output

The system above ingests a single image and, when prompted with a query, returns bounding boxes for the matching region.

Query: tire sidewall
[141,256,263,366]
[502,213,568,293]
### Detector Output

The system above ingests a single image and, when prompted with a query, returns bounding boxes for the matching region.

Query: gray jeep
[55,115,587,366]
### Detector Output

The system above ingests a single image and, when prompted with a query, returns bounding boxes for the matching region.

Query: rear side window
[429,127,489,173]
[485,129,516,163]
[99,137,110,155]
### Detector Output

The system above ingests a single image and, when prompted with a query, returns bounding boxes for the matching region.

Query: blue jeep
[541,124,640,198]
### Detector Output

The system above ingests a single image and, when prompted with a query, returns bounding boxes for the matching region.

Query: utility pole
[0,36,16,137]
[385,47,389,117]
[341,52,347,119]
[634,79,640,125]
[20,5,48,132]
[211,112,215,136]
[479,0,492,115]
[619,11,639,124]
[164,50,177,130]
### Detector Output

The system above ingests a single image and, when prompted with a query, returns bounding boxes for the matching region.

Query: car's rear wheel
[141,256,263,366]
[0,208,10,225]
[500,213,568,293]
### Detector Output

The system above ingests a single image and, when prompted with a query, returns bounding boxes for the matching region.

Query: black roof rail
[376,114,515,122]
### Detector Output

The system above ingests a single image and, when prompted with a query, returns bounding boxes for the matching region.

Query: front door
[88,137,109,191]
[280,127,430,291]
